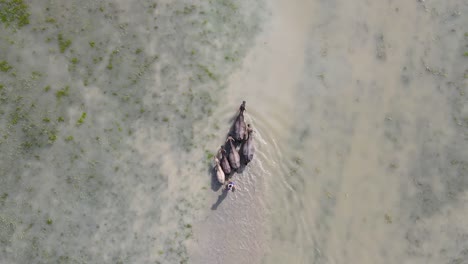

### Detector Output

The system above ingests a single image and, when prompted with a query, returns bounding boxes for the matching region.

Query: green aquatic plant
[45,17,55,23]
[205,150,214,161]
[76,112,86,125]
[224,55,235,61]
[183,4,196,15]
[46,218,53,225]
[31,71,42,79]
[58,33,72,53]
[220,0,238,10]
[197,64,217,80]
[70,57,79,64]
[93,56,103,64]
[89,41,95,48]
[0,60,12,72]
[48,132,57,142]
[0,193,7,206]
[65,135,73,142]
[0,0,30,28]
[10,109,22,125]
[44,85,50,92]
[55,86,69,99]
[106,50,121,70]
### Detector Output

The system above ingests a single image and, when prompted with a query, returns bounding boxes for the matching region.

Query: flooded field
[0,0,467,263]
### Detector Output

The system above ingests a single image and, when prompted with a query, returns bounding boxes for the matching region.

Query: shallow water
[1,0,467,263]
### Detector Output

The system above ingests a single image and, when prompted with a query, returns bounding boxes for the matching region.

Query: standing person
[226,181,236,192]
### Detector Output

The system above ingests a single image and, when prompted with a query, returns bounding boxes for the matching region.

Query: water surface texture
[1,0,467,264]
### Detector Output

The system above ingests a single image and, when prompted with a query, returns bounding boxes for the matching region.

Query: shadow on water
[237,148,251,173]
[210,166,223,192]
[236,161,247,174]
[209,161,236,210]
[211,188,229,210]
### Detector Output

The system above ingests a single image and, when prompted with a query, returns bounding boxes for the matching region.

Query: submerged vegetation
[76,112,86,125]
[0,60,12,72]
[0,0,30,28]
[57,33,72,53]
[55,86,69,99]
[0,0,264,262]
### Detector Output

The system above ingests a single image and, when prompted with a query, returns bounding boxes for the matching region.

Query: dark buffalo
[218,146,231,175]
[226,136,240,171]
[241,124,255,164]
[232,101,247,142]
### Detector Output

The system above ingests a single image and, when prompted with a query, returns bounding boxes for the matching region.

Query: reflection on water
[1,0,467,263]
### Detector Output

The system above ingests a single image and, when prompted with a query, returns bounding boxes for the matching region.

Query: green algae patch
[31,71,42,79]
[48,131,57,142]
[76,112,86,125]
[45,17,55,23]
[0,0,30,28]
[10,108,23,125]
[107,50,118,70]
[205,150,214,161]
[0,60,12,72]
[107,60,113,70]
[58,33,72,53]
[55,86,69,99]
[0,193,7,206]
[198,64,217,81]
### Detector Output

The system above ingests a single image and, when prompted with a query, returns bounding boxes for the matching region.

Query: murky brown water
[191,0,468,263]
[0,0,466,263]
